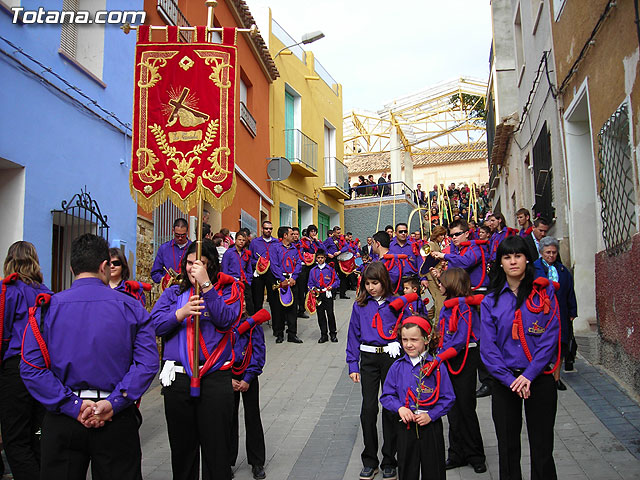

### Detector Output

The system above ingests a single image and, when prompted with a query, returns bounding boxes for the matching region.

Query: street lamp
[274,30,325,58]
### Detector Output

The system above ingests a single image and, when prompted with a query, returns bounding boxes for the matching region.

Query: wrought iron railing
[157,0,192,41]
[323,157,349,193]
[284,129,317,171]
[239,101,257,137]
[348,181,415,200]
[598,103,636,255]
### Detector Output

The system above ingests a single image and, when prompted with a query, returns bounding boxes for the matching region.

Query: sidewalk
[136,294,640,480]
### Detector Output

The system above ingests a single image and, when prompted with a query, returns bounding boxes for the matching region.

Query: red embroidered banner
[131,25,237,213]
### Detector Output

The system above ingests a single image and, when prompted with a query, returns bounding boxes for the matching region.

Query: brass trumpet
[420,243,431,256]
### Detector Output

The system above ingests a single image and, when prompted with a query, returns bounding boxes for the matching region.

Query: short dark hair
[235,230,247,239]
[534,216,551,227]
[292,227,300,233]
[384,225,393,231]
[277,226,291,239]
[202,223,212,237]
[71,234,109,275]
[173,218,188,229]
[448,219,469,232]
[346,231,353,236]
[332,226,341,231]
[516,208,530,217]
[395,223,407,231]
[307,224,318,234]
[478,224,492,235]
[109,247,130,282]
[238,227,251,237]
[262,220,272,228]
[316,249,327,258]
[373,231,390,248]
[402,275,420,290]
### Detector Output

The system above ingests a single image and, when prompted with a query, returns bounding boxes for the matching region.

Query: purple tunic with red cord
[300,237,323,254]
[249,236,277,271]
[389,238,418,269]
[488,228,518,262]
[153,283,241,367]
[346,295,400,374]
[308,264,340,290]
[380,352,455,421]
[1,278,51,361]
[520,226,534,237]
[20,277,158,419]
[270,242,302,282]
[444,240,489,289]
[232,324,265,385]
[151,239,192,283]
[114,280,147,307]
[323,237,348,256]
[222,247,253,285]
[400,296,427,318]
[437,296,481,356]
[381,255,417,293]
[480,280,560,388]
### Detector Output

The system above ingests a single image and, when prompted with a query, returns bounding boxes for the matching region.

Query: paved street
[135,295,640,480]
[3,295,638,479]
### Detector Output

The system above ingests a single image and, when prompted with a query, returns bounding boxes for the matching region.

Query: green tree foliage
[449,93,487,126]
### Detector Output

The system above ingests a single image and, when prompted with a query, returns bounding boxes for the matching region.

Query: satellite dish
[266,157,292,181]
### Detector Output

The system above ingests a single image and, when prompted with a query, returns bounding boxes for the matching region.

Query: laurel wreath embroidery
[137,58,167,88]
[205,58,231,88]
[147,120,225,190]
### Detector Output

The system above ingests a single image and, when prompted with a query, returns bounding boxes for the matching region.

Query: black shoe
[359,466,378,480]
[275,336,284,343]
[556,379,567,391]
[297,311,309,318]
[318,335,329,343]
[445,458,468,470]
[340,295,350,299]
[564,361,575,372]
[287,336,303,343]
[330,334,338,343]
[382,466,397,479]
[252,465,266,479]
[475,384,491,398]
[472,463,487,473]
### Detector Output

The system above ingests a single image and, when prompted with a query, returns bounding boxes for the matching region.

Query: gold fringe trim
[130,173,237,214]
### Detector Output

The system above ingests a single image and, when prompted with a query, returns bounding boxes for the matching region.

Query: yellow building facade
[265,12,346,239]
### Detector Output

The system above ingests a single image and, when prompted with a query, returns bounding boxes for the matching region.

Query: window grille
[51,188,109,292]
[153,200,184,257]
[532,122,555,221]
[598,103,636,255]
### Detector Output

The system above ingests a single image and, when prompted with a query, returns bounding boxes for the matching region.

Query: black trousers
[251,269,280,333]
[40,405,142,480]
[230,375,265,468]
[396,418,445,480]
[330,259,348,297]
[0,356,44,480]
[296,265,312,313]
[316,293,336,336]
[359,351,397,469]
[243,281,255,316]
[446,347,485,465]
[163,370,234,480]
[273,300,297,338]
[491,373,557,480]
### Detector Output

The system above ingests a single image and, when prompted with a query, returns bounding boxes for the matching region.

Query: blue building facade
[0,0,144,289]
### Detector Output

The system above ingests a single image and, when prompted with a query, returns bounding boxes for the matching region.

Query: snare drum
[337,251,353,261]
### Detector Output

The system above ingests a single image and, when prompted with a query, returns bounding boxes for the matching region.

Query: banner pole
[192,0,216,396]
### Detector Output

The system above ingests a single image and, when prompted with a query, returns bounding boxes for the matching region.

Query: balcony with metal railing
[157,0,192,41]
[321,157,350,199]
[284,129,317,176]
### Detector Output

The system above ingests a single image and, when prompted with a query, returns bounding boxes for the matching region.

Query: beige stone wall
[136,215,158,311]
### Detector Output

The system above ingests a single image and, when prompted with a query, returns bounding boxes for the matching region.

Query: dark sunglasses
[451,231,467,238]
[110,260,122,267]
[174,233,187,238]
[263,227,273,230]
[397,230,408,234]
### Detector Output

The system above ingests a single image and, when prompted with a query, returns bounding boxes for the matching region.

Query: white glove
[253,270,259,278]
[384,341,402,358]
[326,290,332,299]
[159,360,176,387]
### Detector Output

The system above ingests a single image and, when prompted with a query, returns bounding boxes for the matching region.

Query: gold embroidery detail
[178,55,194,71]
[528,321,545,334]
[144,185,152,194]
[166,87,210,127]
[204,57,231,88]
[168,131,203,143]
[137,58,167,88]
[214,185,223,194]
[203,146,231,182]
[134,147,165,183]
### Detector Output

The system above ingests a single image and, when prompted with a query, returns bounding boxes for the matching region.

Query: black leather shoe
[556,379,567,391]
[475,384,491,398]
[297,311,309,318]
[445,458,468,470]
[275,336,284,344]
[472,463,487,473]
[252,465,266,479]
[330,335,338,343]
[318,335,329,343]
[287,336,303,343]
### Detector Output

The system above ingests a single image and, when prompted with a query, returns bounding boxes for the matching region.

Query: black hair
[109,247,130,282]
[316,249,327,257]
[448,219,469,232]
[384,224,393,231]
[372,231,390,249]
[534,216,551,227]
[262,220,272,228]
[346,231,353,236]
[395,222,408,231]
[238,227,251,237]
[307,224,318,234]
[173,218,188,229]
[488,235,534,309]
[202,223,212,238]
[402,275,420,290]
[235,230,247,239]
[292,227,300,232]
[277,226,291,239]
[71,234,109,275]
[177,239,220,293]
